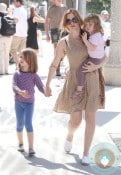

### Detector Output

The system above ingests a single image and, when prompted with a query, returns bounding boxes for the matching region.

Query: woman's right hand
[82,61,99,72]
[45,86,52,97]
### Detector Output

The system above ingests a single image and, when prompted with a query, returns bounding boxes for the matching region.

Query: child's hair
[84,14,103,34]
[19,48,38,73]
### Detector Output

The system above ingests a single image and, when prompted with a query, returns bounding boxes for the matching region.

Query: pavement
[0,32,121,175]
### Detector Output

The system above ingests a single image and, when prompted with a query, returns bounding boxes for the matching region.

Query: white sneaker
[29,148,35,156]
[17,144,24,152]
[81,156,90,166]
[64,140,72,153]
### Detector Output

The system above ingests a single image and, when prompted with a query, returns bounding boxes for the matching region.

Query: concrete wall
[104,0,121,86]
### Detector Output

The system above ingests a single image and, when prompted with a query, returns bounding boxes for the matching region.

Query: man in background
[10,0,27,65]
[100,10,111,47]
[45,0,67,76]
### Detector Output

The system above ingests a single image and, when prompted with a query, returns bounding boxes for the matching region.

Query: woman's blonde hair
[84,14,103,34]
[19,48,38,73]
[60,8,83,32]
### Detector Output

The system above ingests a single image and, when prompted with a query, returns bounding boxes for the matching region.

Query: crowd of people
[0,0,45,74]
[0,0,111,167]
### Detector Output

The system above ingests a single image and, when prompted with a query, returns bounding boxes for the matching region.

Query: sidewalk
[0,34,121,175]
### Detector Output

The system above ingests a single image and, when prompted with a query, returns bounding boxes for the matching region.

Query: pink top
[88,32,105,59]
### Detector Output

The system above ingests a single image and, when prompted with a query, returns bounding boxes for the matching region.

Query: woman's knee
[69,119,80,129]
[69,112,82,128]
[85,111,96,125]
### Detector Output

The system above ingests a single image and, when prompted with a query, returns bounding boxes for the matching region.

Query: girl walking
[12,48,45,155]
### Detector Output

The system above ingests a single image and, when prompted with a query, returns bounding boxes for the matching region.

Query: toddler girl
[71,14,105,99]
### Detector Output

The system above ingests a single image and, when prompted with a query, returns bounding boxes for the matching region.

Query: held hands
[82,61,99,73]
[45,86,52,97]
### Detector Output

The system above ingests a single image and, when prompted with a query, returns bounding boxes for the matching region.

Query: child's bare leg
[27,132,35,155]
[17,131,24,152]
[27,132,34,149]
[77,86,83,91]
[17,131,23,145]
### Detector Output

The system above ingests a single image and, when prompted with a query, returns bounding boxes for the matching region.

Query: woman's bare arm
[46,39,66,87]
[33,15,45,23]
[45,17,50,41]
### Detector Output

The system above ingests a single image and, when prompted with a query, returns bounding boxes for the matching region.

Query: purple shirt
[13,70,45,103]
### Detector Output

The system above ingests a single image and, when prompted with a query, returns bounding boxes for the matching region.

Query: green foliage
[87,0,111,14]
[32,0,43,3]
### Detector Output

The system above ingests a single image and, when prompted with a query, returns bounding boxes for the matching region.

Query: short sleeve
[89,33,102,45]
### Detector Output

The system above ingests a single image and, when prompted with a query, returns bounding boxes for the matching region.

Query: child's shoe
[71,90,82,100]
[29,148,35,156]
[17,144,24,152]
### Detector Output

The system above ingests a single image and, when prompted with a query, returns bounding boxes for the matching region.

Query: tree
[86,0,111,14]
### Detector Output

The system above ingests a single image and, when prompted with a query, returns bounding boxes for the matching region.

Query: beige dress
[54,36,105,114]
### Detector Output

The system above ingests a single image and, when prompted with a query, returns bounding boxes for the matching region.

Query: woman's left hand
[82,61,99,73]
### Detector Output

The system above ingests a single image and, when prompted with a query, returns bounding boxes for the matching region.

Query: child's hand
[19,90,30,98]
[82,32,88,42]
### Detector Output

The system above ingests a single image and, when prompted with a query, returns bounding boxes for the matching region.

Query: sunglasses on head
[66,17,78,25]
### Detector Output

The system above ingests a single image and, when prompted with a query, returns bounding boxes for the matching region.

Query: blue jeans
[15,100,34,132]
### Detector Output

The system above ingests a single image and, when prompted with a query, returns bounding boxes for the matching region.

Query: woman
[45,9,105,165]
[26,7,44,53]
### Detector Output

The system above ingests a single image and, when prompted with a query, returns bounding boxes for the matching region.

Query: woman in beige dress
[45,9,105,165]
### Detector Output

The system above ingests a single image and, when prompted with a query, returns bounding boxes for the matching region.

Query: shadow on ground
[96,111,120,126]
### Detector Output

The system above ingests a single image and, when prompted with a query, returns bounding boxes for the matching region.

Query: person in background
[100,10,111,47]
[0,3,13,75]
[26,6,45,54]
[71,14,105,99]
[10,0,27,65]
[12,48,45,156]
[45,0,67,76]
[45,9,105,165]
